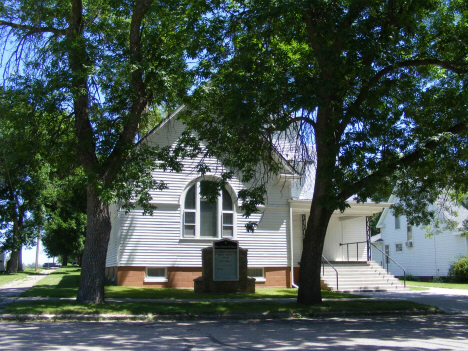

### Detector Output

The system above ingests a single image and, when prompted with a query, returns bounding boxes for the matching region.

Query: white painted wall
[106,117,292,268]
[378,209,468,277]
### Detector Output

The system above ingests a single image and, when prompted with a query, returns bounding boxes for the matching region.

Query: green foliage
[182,0,468,304]
[449,255,468,283]
[186,0,468,217]
[0,0,208,214]
[369,212,383,236]
[430,276,445,283]
[41,171,87,261]
[405,274,422,282]
[0,87,70,253]
[0,0,211,299]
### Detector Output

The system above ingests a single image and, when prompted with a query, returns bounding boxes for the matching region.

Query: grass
[406,281,468,290]
[0,268,44,287]
[20,266,81,298]
[3,299,436,317]
[22,266,359,300]
[104,286,357,300]
[10,266,439,317]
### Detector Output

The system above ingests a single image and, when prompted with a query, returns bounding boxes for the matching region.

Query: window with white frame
[145,267,167,282]
[247,268,266,282]
[407,226,413,241]
[395,243,403,252]
[395,215,400,229]
[182,180,235,239]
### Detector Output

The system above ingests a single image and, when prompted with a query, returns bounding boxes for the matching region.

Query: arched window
[182,181,235,238]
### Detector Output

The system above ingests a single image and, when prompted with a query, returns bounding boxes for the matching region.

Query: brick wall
[114,266,293,288]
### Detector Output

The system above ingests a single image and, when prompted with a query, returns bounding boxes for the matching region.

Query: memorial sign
[213,239,239,281]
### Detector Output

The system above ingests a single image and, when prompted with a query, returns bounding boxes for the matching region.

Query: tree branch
[338,119,468,202]
[350,58,468,114]
[289,116,316,128]
[101,0,154,181]
[0,20,66,37]
[67,0,97,171]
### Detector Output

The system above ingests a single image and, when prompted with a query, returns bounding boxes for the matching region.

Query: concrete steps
[321,261,407,292]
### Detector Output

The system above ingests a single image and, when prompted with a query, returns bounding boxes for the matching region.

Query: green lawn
[406,281,468,290]
[0,268,44,287]
[4,299,436,317]
[11,266,438,317]
[22,266,358,300]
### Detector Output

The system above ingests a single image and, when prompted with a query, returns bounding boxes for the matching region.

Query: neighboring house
[105,107,385,288]
[373,195,468,279]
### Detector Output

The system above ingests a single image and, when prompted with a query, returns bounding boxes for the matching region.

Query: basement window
[247,268,266,282]
[144,267,168,283]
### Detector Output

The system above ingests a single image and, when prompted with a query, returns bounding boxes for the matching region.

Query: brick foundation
[107,266,294,288]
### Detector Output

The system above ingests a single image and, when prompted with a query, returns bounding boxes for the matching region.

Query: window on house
[395,215,400,229]
[395,243,403,252]
[145,267,168,282]
[247,268,266,282]
[182,181,235,239]
[407,226,413,241]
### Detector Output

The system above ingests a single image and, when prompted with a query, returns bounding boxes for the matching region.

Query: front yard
[0,266,439,318]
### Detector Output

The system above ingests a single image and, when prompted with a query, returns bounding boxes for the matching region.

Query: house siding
[378,209,468,277]
[105,203,121,267]
[107,118,292,279]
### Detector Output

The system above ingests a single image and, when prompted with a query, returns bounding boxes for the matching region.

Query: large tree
[0,88,57,273]
[183,0,468,304]
[0,0,207,302]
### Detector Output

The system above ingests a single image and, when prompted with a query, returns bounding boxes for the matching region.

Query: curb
[0,309,447,322]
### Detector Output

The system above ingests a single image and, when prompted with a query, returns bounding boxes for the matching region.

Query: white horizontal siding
[117,206,289,267]
[380,210,468,277]
[105,203,120,267]
[112,118,291,268]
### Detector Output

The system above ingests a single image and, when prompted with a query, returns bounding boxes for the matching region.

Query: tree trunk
[297,112,336,305]
[6,250,19,273]
[62,254,68,267]
[17,246,23,271]
[76,186,111,303]
[297,198,334,305]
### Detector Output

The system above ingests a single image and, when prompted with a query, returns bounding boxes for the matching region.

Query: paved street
[1,314,467,350]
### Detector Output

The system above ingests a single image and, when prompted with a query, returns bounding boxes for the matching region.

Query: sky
[21,240,52,266]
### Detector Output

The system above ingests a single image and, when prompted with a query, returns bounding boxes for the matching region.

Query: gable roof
[140,105,301,176]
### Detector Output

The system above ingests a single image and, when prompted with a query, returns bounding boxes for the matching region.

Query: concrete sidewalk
[0,268,55,307]
[361,287,468,314]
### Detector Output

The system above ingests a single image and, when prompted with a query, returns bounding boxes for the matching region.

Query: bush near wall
[449,255,468,283]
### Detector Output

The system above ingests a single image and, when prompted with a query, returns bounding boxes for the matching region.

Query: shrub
[405,274,421,282]
[449,255,468,283]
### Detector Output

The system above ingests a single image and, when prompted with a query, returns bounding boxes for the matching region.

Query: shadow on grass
[4,299,437,317]
[20,267,81,298]
[105,286,360,300]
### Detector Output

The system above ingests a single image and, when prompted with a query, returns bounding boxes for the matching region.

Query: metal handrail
[339,241,367,261]
[322,256,338,291]
[371,243,406,288]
